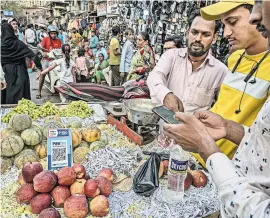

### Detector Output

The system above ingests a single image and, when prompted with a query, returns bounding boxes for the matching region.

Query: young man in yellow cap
[192,0,270,166]
[163,1,270,216]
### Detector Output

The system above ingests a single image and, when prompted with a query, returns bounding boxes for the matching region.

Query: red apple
[184,172,193,190]
[84,179,100,198]
[22,162,43,183]
[89,195,110,217]
[51,186,71,208]
[72,164,86,179]
[16,183,37,204]
[39,208,61,218]
[95,176,112,197]
[64,195,88,218]
[33,170,57,193]
[191,170,208,188]
[57,167,76,186]
[98,168,114,182]
[30,193,52,214]
[70,179,86,195]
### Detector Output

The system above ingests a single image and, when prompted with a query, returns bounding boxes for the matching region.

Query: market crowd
[1,0,270,217]
[1,12,185,103]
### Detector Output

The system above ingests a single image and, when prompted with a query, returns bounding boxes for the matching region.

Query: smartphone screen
[152,106,181,124]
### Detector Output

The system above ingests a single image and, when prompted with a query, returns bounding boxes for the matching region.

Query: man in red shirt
[37,25,62,99]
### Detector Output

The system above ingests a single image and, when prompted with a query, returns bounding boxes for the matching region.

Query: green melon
[66,119,82,128]
[73,147,90,164]
[32,122,43,131]
[1,128,20,138]
[77,140,89,149]
[44,115,62,123]
[14,149,40,169]
[1,135,24,157]
[100,134,109,145]
[9,114,32,132]
[21,127,43,146]
[89,141,106,152]
[42,121,64,139]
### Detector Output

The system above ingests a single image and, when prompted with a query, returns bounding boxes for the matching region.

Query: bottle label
[169,159,188,174]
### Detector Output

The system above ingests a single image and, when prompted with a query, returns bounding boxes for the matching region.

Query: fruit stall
[0,99,220,218]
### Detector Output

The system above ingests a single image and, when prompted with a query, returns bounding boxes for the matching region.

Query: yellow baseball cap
[200,0,254,21]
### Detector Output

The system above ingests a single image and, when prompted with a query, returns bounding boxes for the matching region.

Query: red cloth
[41,37,62,61]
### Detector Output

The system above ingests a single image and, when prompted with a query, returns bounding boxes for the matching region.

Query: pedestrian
[8,18,24,41]
[1,23,42,104]
[163,35,183,52]
[58,29,64,44]
[38,44,75,103]
[164,1,270,217]
[127,32,155,81]
[89,29,99,56]
[75,48,91,82]
[70,28,83,47]
[35,24,41,43]
[94,53,109,84]
[120,28,135,84]
[39,27,48,42]
[37,25,62,99]
[25,24,36,46]
[95,41,108,64]
[109,26,121,86]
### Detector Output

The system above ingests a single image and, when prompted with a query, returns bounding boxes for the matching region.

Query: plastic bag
[133,152,161,197]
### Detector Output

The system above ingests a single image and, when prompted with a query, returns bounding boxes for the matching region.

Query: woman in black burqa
[1,23,42,104]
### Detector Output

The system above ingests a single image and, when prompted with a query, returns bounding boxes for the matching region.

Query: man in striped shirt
[193,0,270,166]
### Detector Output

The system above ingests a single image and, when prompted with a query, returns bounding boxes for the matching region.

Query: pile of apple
[157,160,208,190]
[16,162,114,217]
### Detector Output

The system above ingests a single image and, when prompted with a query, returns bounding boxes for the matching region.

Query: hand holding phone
[152,106,182,124]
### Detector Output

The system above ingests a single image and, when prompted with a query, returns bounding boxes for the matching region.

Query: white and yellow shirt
[193,49,270,166]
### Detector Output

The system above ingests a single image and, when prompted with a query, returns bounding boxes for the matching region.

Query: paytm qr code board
[47,129,72,170]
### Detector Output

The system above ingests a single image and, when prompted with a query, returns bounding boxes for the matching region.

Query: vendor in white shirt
[163,1,270,218]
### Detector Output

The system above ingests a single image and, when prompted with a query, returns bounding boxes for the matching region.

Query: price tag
[47,129,72,170]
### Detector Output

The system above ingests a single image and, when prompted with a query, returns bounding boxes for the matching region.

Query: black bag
[133,152,161,197]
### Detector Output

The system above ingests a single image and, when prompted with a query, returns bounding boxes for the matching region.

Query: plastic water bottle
[163,144,189,203]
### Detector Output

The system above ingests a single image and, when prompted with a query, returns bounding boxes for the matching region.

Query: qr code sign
[51,141,67,164]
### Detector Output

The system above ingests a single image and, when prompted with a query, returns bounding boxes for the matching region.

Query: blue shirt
[95,47,108,64]
[90,35,99,55]
[58,34,64,44]
[120,40,134,73]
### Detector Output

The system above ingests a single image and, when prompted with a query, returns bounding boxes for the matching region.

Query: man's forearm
[225,119,245,146]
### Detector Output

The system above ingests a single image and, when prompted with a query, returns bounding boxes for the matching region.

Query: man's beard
[188,42,210,57]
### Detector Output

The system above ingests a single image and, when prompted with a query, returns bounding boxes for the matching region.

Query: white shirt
[25,28,36,43]
[147,48,228,114]
[53,58,75,83]
[206,98,270,218]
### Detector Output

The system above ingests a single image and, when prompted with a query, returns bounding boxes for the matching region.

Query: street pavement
[29,71,61,105]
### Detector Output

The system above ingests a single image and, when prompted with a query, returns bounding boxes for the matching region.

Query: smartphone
[152,106,181,124]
